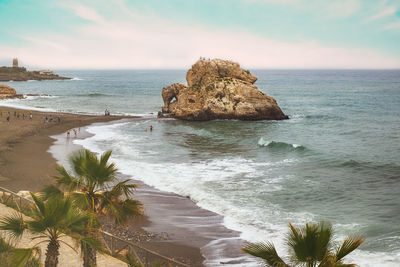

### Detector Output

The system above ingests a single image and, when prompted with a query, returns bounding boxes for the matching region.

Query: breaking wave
[258,137,305,151]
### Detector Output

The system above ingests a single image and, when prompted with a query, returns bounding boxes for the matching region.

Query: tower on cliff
[12,58,18,68]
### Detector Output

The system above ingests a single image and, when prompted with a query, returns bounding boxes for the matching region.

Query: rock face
[0,84,23,99]
[161,59,288,121]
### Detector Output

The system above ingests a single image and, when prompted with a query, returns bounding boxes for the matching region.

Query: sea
[1,69,399,266]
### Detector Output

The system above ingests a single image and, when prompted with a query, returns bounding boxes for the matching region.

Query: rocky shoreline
[0,84,23,99]
[0,66,70,81]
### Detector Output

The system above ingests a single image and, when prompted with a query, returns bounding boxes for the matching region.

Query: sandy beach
[0,107,131,191]
[0,106,210,266]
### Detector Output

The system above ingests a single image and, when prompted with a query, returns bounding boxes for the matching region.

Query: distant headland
[0,58,70,81]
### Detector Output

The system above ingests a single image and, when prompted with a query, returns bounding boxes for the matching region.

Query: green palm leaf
[53,165,80,191]
[0,212,27,240]
[287,222,332,264]
[242,242,289,267]
[243,222,363,267]
[335,237,364,261]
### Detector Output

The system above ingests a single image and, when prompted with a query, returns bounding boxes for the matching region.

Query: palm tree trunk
[45,239,60,267]
[82,240,97,267]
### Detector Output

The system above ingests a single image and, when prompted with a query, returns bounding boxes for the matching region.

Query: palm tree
[0,236,41,267]
[242,221,364,267]
[0,193,90,267]
[43,149,143,267]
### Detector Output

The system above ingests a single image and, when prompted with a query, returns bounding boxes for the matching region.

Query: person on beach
[73,128,77,137]
[150,125,153,132]
[29,113,32,120]
[49,115,53,122]
[6,113,10,122]
[67,129,70,137]
[22,113,25,120]
[57,116,61,123]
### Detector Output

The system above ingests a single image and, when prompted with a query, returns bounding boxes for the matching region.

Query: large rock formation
[161,59,288,121]
[0,84,23,99]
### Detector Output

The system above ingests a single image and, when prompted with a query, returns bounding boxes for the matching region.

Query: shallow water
[2,69,400,266]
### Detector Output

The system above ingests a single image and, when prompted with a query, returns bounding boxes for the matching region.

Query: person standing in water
[150,125,153,132]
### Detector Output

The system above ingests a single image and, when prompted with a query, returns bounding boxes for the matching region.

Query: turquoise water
[2,70,400,266]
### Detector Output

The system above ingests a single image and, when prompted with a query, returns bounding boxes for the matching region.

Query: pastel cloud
[366,6,397,22]
[0,0,399,69]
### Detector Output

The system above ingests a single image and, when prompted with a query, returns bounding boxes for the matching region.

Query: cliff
[0,67,70,81]
[160,58,288,121]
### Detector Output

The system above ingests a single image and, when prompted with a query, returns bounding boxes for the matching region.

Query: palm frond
[70,192,91,211]
[40,185,64,200]
[335,236,364,261]
[69,150,87,177]
[108,179,138,199]
[100,197,143,224]
[0,236,13,253]
[79,236,107,255]
[63,207,90,235]
[29,192,46,217]
[10,247,40,267]
[242,242,289,267]
[287,222,332,264]
[0,212,27,239]
[53,165,80,191]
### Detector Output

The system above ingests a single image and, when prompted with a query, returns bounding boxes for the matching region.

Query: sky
[0,0,400,69]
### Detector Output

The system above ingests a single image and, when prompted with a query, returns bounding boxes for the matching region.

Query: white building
[39,69,54,75]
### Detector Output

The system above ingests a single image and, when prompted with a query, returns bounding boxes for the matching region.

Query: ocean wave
[24,94,59,100]
[0,101,56,112]
[70,77,83,81]
[340,159,400,178]
[56,122,400,266]
[87,93,110,97]
[258,137,305,151]
[304,114,343,120]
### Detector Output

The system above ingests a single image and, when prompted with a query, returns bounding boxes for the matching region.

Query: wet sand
[0,107,207,266]
[0,107,130,191]
[49,120,249,266]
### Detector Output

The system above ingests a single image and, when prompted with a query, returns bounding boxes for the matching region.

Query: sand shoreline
[49,119,249,266]
[0,106,249,266]
[0,106,209,266]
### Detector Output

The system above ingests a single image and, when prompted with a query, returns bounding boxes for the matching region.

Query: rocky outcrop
[0,84,23,99]
[160,59,288,121]
[0,67,70,82]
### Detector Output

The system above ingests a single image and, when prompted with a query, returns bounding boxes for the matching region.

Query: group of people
[66,128,80,137]
[104,109,111,116]
[1,110,32,122]
[44,115,61,123]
